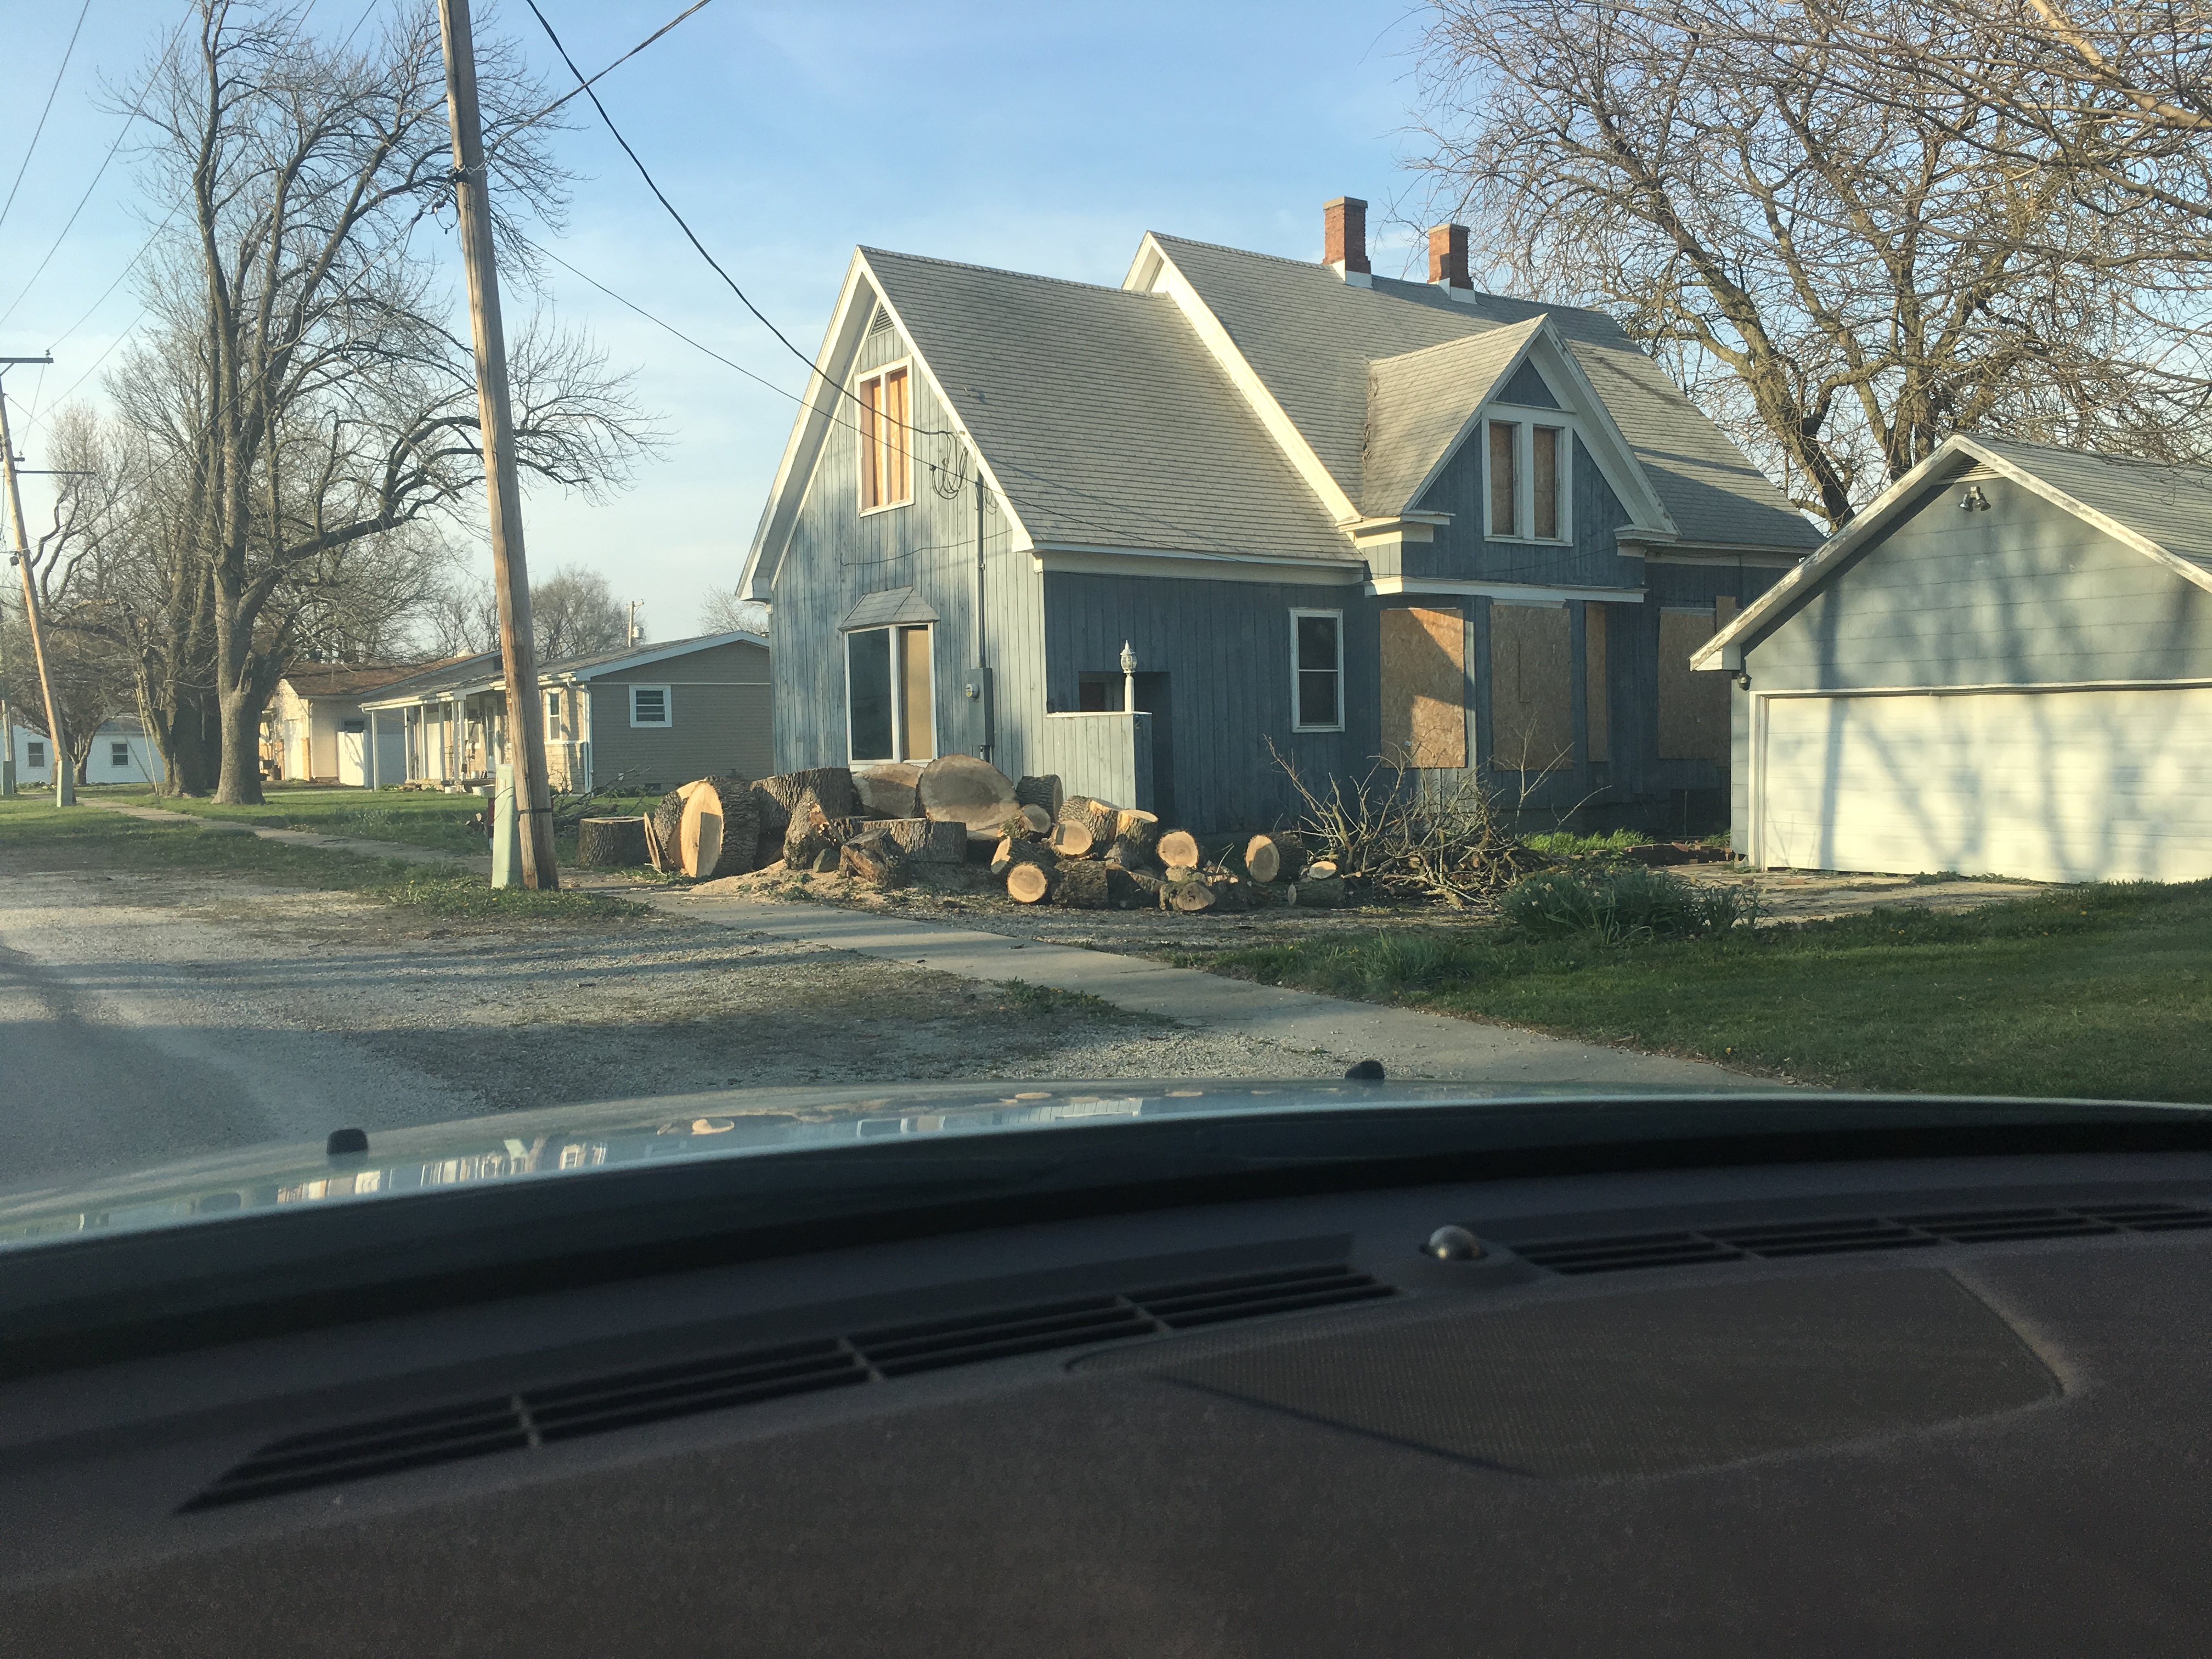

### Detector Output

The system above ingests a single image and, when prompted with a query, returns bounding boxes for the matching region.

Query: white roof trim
[542,631,768,683]
[1367,576,1645,605]
[1691,433,2212,670]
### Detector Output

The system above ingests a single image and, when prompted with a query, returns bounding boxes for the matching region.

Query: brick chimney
[1429,222,1471,290]
[1324,196,1370,276]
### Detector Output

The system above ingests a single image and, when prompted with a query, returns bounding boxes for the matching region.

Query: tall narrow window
[899,624,934,761]
[1532,426,1562,539]
[1488,421,1519,537]
[1291,610,1344,731]
[846,624,933,761]
[858,365,911,510]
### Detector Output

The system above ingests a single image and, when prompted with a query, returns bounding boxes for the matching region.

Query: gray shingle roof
[1972,435,2212,573]
[862,248,1354,562]
[359,651,504,704]
[1146,234,1820,551]
[1363,320,1544,517]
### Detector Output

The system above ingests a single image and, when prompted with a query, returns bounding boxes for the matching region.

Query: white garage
[1698,434,2212,885]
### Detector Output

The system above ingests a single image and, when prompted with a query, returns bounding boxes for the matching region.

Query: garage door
[1755,686,2212,883]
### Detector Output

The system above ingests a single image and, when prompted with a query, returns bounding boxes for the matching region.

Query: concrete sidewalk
[88,797,1751,1088]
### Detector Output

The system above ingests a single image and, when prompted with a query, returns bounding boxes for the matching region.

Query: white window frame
[855,358,916,516]
[628,683,673,728]
[26,740,45,769]
[843,623,936,764]
[1290,608,1346,732]
[1481,412,1575,547]
[110,741,132,769]
[545,689,565,741]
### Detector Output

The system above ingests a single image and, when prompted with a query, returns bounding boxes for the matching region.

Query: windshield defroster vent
[183,1263,1387,1511]
[1515,1201,2212,1276]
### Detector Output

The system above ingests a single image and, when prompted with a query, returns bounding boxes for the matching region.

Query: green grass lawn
[1177,882,2212,1103]
[0,794,633,923]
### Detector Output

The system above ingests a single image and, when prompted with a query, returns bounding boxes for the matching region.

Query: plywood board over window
[1584,603,1609,764]
[1380,606,1466,768]
[1658,603,1733,766]
[1491,602,1573,772]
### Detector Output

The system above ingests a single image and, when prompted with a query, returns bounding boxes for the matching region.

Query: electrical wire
[501,0,717,138]
[0,0,94,235]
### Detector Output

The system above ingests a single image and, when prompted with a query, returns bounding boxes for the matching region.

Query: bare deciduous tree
[698,588,769,636]
[113,0,654,801]
[531,563,628,661]
[1412,0,2212,526]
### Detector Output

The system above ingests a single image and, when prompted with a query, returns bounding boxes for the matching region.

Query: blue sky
[1,1,1436,639]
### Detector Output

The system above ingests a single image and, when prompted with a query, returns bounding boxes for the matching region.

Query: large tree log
[1058,859,1113,909]
[1291,876,1348,907]
[840,830,910,889]
[1109,811,1161,868]
[575,815,648,868]
[782,789,832,872]
[678,776,763,878]
[757,768,857,833]
[917,753,1020,843]
[1167,877,1218,913]
[648,785,697,870]
[1006,862,1054,904]
[1001,803,1051,839]
[1048,819,1096,859]
[1014,774,1063,819]
[990,838,1057,877]
[879,816,966,864]
[1158,829,1201,871]
[1243,833,1289,884]
[1057,794,1120,848]
[852,762,922,820]
[1116,867,1166,908]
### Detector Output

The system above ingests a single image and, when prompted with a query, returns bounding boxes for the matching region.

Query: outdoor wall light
[1736,672,1753,690]
[1961,484,1990,511]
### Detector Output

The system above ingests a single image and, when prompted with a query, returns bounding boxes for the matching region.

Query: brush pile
[1274,744,1541,907]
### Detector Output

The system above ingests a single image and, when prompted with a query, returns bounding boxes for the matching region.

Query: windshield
[3,0,2209,1262]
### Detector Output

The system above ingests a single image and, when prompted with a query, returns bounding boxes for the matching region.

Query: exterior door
[1754,686,2212,883]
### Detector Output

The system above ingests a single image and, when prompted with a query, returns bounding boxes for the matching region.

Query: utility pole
[436,0,557,888]
[628,599,641,647]
[0,359,69,807]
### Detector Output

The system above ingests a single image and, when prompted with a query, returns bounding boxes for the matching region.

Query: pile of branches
[1273,742,1543,907]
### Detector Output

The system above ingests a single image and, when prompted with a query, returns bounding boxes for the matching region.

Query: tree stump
[1059,859,1113,909]
[1006,862,1055,904]
[840,830,910,888]
[1014,774,1063,820]
[1048,819,1096,859]
[879,816,966,864]
[1158,829,1201,871]
[918,753,1020,843]
[576,815,648,868]
[852,761,923,820]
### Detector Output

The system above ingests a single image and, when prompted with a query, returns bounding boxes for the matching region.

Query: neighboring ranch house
[262,662,421,784]
[9,716,157,785]
[359,633,772,793]
[740,198,1821,833]
[1694,433,2212,883]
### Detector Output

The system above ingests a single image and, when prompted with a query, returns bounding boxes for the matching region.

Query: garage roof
[1693,433,2212,670]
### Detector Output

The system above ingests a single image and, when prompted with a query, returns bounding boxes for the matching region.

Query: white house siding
[10,720,156,783]
[1753,686,2212,882]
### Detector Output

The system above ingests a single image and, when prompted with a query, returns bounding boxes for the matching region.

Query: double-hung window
[1484,419,1570,543]
[858,365,912,511]
[110,741,131,768]
[1291,610,1344,731]
[846,624,934,762]
[26,741,44,769]
[629,684,672,727]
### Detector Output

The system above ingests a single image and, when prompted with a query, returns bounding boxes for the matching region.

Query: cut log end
[1244,834,1282,885]
[1006,863,1053,904]
[1048,819,1096,859]
[1158,829,1201,870]
[1168,879,1218,913]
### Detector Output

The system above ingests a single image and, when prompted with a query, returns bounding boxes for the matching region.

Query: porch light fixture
[1961,484,1989,511]
[1120,641,1138,713]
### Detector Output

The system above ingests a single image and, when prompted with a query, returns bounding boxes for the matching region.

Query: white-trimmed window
[1291,610,1344,731]
[629,684,672,727]
[110,741,131,768]
[846,624,935,762]
[26,740,44,769]
[545,690,565,741]
[857,363,912,512]
[1483,418,1572,544]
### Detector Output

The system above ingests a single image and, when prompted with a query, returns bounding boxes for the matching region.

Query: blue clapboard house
[740,198,1819,833]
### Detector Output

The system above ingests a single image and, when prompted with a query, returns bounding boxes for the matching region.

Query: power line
[499,0,718,142]
[0,0,94,235]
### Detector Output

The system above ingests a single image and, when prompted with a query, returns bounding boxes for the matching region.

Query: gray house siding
[769,317,1036,777]
[1740,475,2212,694]
[586,640,772,787]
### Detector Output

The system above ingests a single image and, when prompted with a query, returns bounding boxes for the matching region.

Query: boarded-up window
[1490,602,1573,772]
[1657,606,1731,765]
[1533,426,1562,539]
[858,366,911,510]
[1488,421,1518,537]
[1585,603,1609,763]
[899,624,935,761]
[1380,607,1466,768]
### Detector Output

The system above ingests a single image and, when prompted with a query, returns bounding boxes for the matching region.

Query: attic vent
[868,306,893,337]
[183,1262,1388,1510]
[1514,1200,2212,1276]
[1957,464,2002,481]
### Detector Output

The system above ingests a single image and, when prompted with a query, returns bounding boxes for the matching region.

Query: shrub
[1502,866,1758,944]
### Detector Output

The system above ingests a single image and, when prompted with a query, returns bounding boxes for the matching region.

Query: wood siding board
[1741,478,2212,693]
[1500,359,1561,408]
[1410,435,1640,590]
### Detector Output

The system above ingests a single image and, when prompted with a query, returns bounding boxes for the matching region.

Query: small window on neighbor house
[1292,610,1344,731]
[1488,421,1519,538]
[27,741,45,768]
[111,742,131,768]
[546,691,563,740]
[629,685,671,727]
[1532,426,1562,540]
[858,365,912,511]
